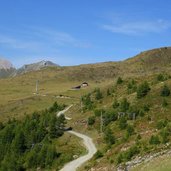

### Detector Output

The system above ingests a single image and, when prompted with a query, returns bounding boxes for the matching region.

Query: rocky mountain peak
[0,58,14,70]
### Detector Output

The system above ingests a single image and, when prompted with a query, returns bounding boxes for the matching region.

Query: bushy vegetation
[88,116,96,125]
[119,98,130,112]
[104,128,115,146]
[119,117,127,130]
[137,81,150,98]
[157,119,168,130]
[160,129,170,144]
[81,88,104,111]
[94,88,103,100]
[126,125,135,137]
[157,73,170,82]
[81,93,94,111]
[127,79,137,94]
[0,102,66,170]
[160,85,170,97]
[94,150,103,159]
[117,145,140,164]
[117,77,123,84]
[102,109,117,126]
[89,77,171,166]
[113,98,119,109]
[149,135,160,145]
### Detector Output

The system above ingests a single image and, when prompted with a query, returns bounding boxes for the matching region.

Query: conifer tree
[161,85,170,97]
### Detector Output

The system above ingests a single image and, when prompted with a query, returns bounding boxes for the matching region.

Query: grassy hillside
[1,46,171,170]
[67,72,171,171]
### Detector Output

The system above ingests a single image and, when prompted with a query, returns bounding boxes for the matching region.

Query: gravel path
[58,105,97,171]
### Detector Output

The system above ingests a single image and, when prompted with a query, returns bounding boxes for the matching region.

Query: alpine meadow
[1,0,171,171]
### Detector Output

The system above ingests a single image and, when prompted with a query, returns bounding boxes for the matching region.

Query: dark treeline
[0,102,66,171]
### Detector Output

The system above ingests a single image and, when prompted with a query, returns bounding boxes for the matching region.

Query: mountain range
[0,58,16,78]
[15,60,59,75]
[0,59,59,78]
[0,46,171,79]
[1,46,171,171]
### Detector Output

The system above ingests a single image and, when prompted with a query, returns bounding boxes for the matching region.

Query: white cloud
[0,27,91,52]
[43,29,91,48]
[102,19,170,35]
[24,27,92,48]
[0,34,43,50]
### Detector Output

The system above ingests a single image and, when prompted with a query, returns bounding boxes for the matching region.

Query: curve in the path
[57,105,73,118]
[60,131,97,171]
[57,105,97,171]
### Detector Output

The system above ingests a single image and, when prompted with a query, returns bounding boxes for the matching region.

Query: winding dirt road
[57,105,73,119]
[57,105,97,171]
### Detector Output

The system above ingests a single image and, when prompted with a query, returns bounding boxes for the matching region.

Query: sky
[0,0,171,68]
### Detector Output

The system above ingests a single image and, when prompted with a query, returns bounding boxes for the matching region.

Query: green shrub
[94,150,103,159]
[88,116,95,125]
[49,102,65,113]
[139,110,145,117]
[127,79,137,94]
[125,145,139,161]
[126,125,134,136]
[116,153,124,164]
[157,74,166,81]
[81,93,94,110]
[157,119,168,129]
[119,117,127,130]
[117,77,123,84]
[128,105,140,119]
[160,129,169,144]
[94,88,103,100]
[104,128,115,146]
[136,134,142,141]
[143,104,150,112]
[137,81,150,98]
[103,109,117,126]
[160,85,170,97]
[113,98,119,109]
[116,145,140,164]
[149,135,160,145]
[120,98,130,112]
[157,73,170,82]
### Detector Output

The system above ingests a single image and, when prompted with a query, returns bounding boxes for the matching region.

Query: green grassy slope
[71,73,171,170]
[1,46,171,170]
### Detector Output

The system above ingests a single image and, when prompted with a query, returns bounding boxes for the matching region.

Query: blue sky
[0,0,171,68]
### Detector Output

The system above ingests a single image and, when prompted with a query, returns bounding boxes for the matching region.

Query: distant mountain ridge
[0,59,60,78]
[0,58,16,78]
[16,60,60,75]
[0,46,171,79]
[0,58,14,70]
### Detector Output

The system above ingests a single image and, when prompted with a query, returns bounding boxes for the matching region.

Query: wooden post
[36,80,39,94]
[80,99,83,113]
[133,113,136,120]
